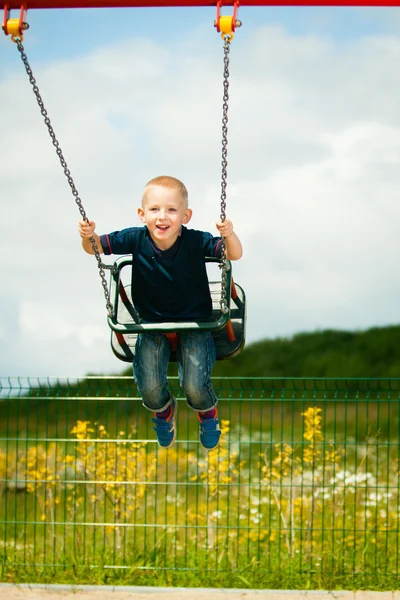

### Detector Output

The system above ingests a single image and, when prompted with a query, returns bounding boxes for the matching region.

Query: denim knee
[140,385,172,412]
[183,382,217,412]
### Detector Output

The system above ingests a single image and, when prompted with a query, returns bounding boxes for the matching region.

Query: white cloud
[19,301,74,340]
[1,20,400,375]
[77,325,109,348]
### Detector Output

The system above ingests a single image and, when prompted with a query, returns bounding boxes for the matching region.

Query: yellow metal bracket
[214,0,241,41]
[2,4,29,42]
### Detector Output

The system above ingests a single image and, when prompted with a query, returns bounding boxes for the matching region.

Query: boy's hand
[79,219,96,239]
[216,218,234,238]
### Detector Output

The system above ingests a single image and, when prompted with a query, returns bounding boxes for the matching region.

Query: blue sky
[2,4,400,376]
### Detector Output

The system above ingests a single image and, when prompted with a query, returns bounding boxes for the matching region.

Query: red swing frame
[3,0,400,12]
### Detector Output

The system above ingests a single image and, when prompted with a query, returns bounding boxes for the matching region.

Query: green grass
[1,541,400,590]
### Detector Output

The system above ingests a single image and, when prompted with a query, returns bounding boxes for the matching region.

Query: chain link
[15,38,115,317]
[219,36,231,315]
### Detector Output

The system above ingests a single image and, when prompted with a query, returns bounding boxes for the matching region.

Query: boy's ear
[137,207,146,223]
[182,208,192,225]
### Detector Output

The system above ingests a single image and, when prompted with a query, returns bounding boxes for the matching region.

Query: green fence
[0,376,399,590]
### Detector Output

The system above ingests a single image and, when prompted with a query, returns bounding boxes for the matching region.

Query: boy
[78,176,243,450]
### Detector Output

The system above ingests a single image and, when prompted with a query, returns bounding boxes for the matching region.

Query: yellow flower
[70,421,94,439]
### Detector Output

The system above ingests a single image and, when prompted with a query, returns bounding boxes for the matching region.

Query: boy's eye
[150,207,158,212]
[169,208,177,212]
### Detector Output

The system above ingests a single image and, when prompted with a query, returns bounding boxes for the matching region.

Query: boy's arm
[78,220,105,255]
[224,232,243,261]
[216,219,243,261]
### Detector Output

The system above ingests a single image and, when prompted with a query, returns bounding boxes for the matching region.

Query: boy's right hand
[79,219,96,239]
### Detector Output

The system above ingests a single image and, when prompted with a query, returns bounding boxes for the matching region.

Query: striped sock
[199,408,216,420]
[155,406,171,420]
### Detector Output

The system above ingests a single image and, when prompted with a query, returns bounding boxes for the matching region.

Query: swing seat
[108,256,246,362]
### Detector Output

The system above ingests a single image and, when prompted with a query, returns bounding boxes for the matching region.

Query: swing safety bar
[3,0,400,9]
[108,256,233,335]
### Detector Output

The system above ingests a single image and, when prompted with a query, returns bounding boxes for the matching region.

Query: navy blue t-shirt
[100,226,223,322]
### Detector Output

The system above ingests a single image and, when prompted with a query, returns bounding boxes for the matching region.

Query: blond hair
[142,176,188,207]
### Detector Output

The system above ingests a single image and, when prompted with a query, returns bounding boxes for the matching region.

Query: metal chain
[219,36,231,315]
[15,38,115,317]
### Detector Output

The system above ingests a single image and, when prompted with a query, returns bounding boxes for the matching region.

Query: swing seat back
[108,256,246,362]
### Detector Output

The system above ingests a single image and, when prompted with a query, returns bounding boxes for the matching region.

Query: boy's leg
[133,333,177,448]
[177,332,221,450]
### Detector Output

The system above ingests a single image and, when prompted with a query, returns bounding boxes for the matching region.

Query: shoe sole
[199,439,220,451]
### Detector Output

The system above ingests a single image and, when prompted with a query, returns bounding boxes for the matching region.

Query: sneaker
[198,408,221,450]
[152,398,177,448]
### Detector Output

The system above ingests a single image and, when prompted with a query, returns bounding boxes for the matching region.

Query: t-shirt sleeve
[201,231,223,259]
[99,228,137,256]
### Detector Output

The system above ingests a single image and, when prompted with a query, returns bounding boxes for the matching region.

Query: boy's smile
[138,186,192,251]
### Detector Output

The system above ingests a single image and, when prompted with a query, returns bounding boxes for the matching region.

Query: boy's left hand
[216,218,234,238]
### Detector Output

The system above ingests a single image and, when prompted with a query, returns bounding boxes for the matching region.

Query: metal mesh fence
[0,376,399,588]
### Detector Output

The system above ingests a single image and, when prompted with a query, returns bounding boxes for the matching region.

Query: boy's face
[138,186,192,250]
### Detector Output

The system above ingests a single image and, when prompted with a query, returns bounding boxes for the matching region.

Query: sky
[1,3,400,377]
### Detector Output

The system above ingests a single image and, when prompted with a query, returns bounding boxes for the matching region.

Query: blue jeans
[132,331,218,413]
